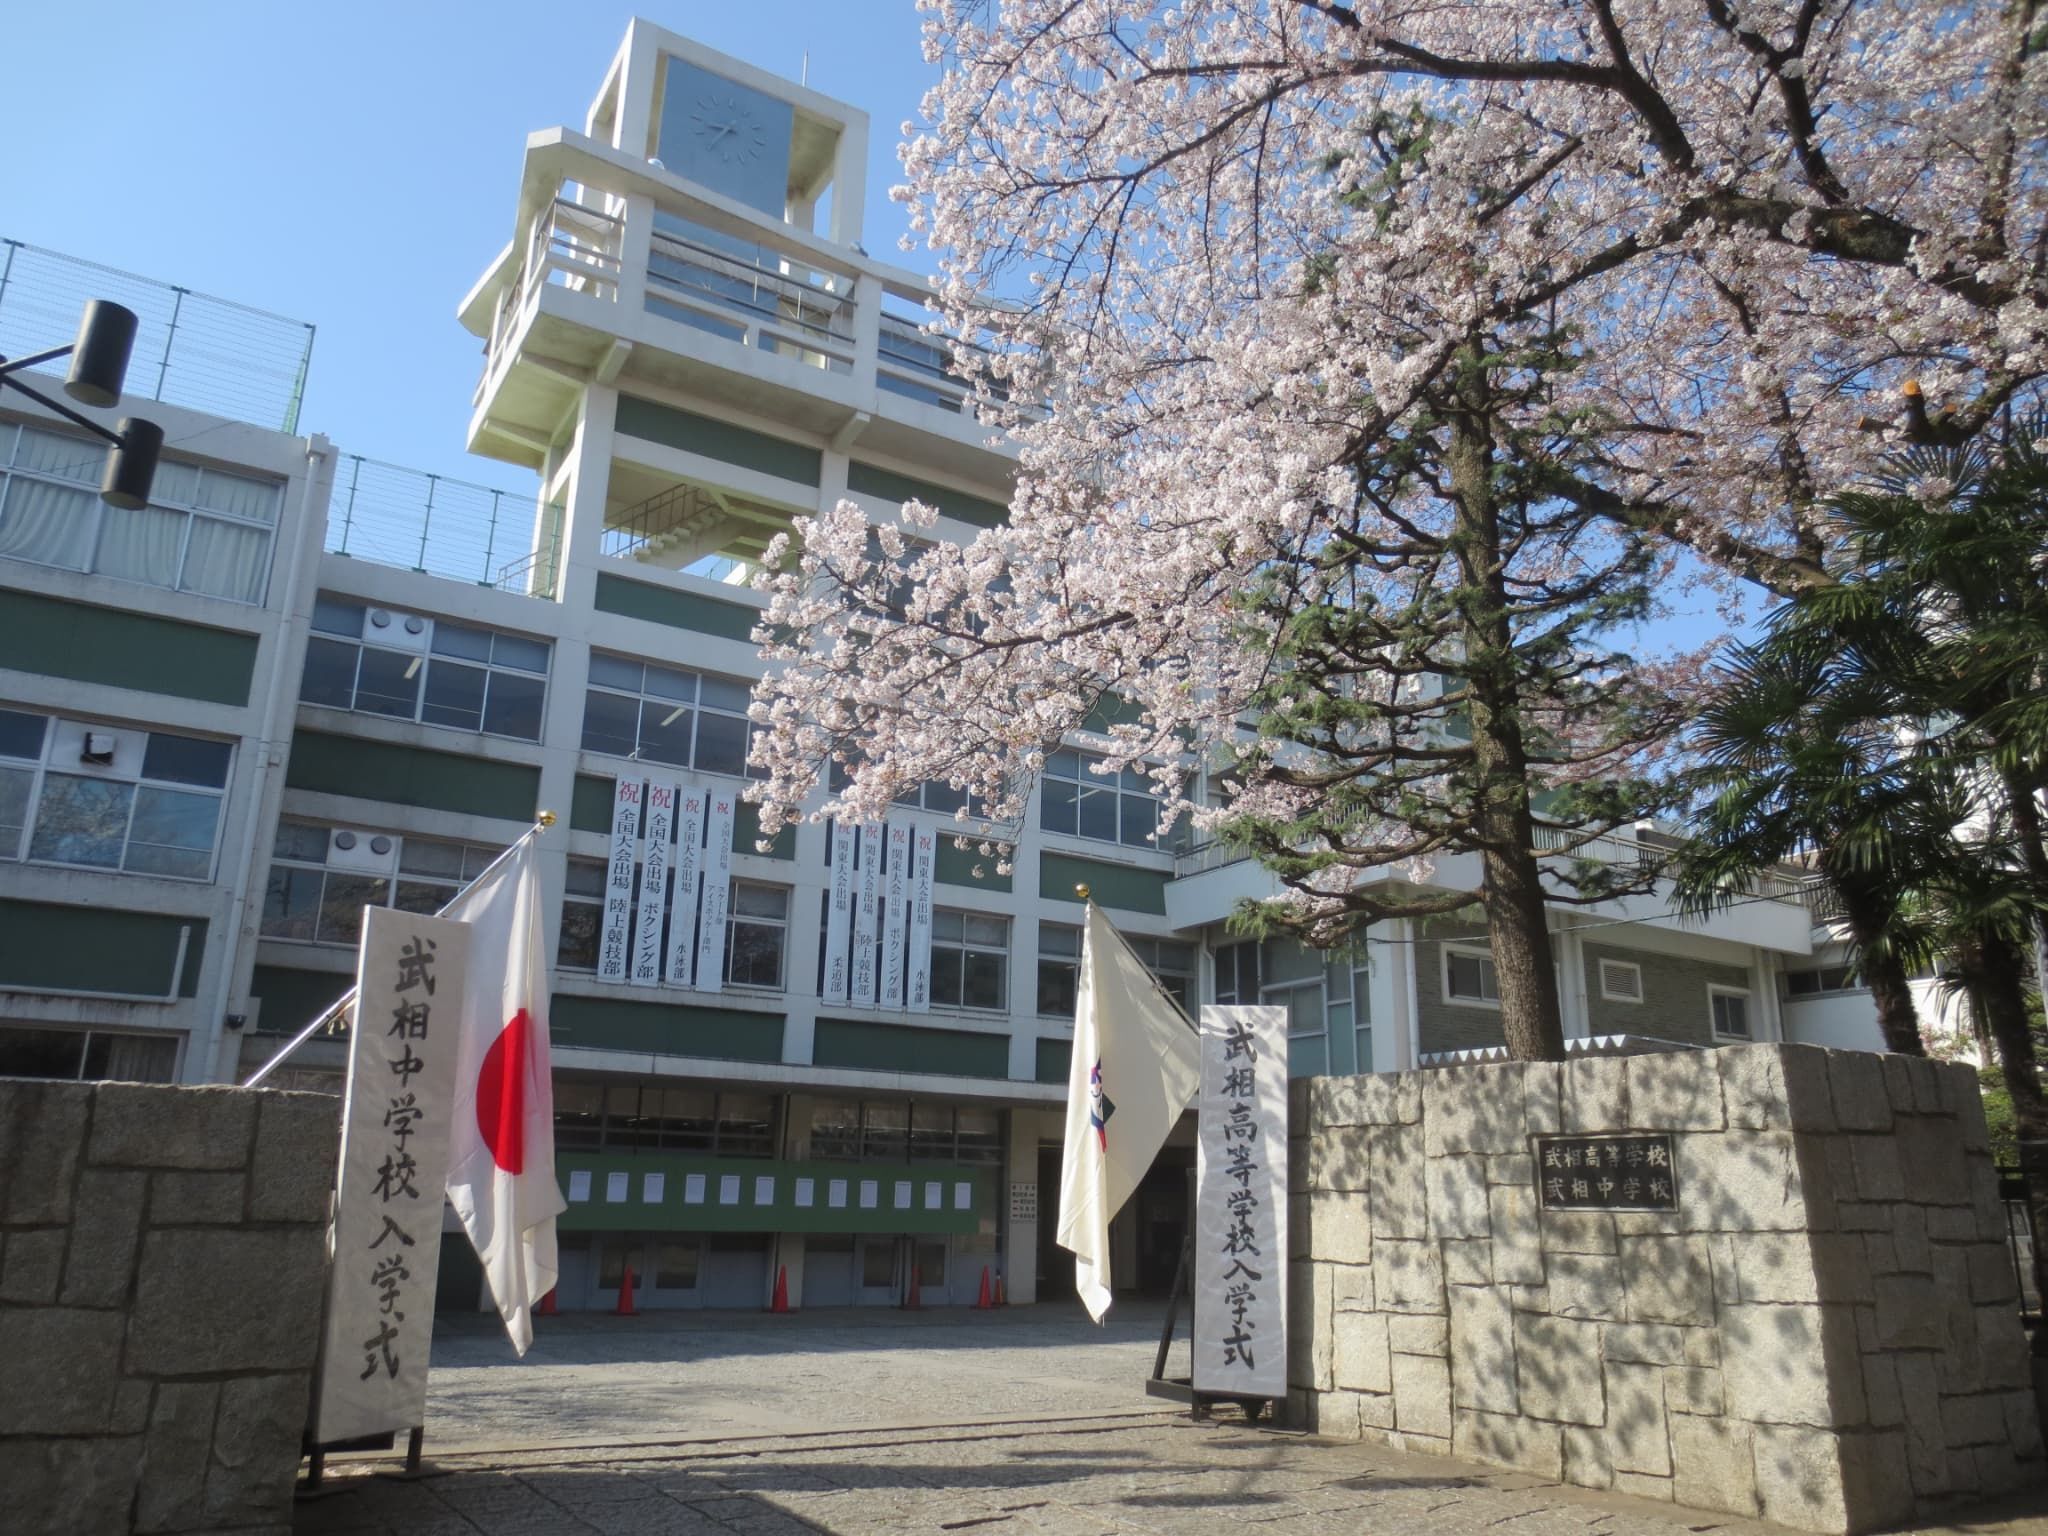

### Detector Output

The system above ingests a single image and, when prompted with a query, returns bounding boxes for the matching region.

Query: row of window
[0,423,281,605]
[554,1084,777,1157]
[292,598,1184,854]
[261,821,503,946]
[0,707,231,880]
[302,597,550,741]
[806,1099,1003,1164]
[0,1023,179,1083]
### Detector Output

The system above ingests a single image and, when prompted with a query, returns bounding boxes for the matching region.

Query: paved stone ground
[296,1304,2048,1536]
[420,1301,1189,1448]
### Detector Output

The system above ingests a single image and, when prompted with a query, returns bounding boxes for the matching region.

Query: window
[550,1081,777,1157]
[261,820,499,946]
[1709,985,1753,1040]
[300,596,548,741]
[1785,965,1859,997]
[1598,958,1644,1004]
[1036,922,1192,1017]
[809,1097,861,1159]
[0,423,281,603]
[0,708,231,880]
[1040,749,1173,849]
[725,882,789,989]
[1037,923,1081,1017]
[931,910,1008,1011]
[0,1024,178,1083]
[558,856,607,970]
[1442,944,1501,1008]
[581,652,755,775]
[1214,940,1260,1005]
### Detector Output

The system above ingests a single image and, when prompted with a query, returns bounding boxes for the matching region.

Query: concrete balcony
[458,131,1032,487]
[1165,826,1823,955]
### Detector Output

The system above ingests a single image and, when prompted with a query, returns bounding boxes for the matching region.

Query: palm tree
[1675,630,1933,1054]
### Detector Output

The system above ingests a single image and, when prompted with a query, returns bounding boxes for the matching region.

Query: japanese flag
[1057,902,1201,1322]
[443,835,565,1355]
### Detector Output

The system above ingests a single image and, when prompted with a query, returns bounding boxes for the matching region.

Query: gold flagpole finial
[1074,883,1091,901]
[537,810,557,828]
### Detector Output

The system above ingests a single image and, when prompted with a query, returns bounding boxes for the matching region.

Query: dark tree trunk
[1957,925,2048,1326]
[2000,767,2048,996]
[1832,882,1925,1054]
[1447,382,1566,1063]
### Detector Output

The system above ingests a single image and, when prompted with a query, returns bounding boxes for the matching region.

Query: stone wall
[0,1080,338,1536]
[1287,1045,2043,1534]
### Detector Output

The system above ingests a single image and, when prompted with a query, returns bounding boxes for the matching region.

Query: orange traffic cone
[615,1262,638,1317]
[994,1274,1007,1307]
[904,1266,922,1311]
[974,1266,993,1310]
[768,1264,790,1313]
[536,1287,558,1317]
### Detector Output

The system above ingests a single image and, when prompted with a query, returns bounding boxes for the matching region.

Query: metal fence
[0,238,316,434]
[324,454,555,594]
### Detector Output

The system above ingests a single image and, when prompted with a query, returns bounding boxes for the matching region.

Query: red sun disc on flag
[477,1009,532,1174]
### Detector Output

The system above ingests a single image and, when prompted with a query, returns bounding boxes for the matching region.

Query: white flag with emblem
[1057,901,1201,1322]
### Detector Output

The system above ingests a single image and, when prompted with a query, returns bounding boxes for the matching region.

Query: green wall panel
[569,774,794,859]
[813,1017,1009,1079]
[846,461,1008,530]
[554,1152,996,1235]
[1038,852,1169,915]
[550,994,785,1062]
[250,964,351,1036]
[1035,1038,1072,1085]
[592,572,761,643]
[0,590,257,706]
[935,839,1011,892]
[616,395,821,486]
[284,732,539,822]
[0,901,205,998]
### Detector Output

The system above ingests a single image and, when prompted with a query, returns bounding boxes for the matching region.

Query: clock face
[691,92,769,166]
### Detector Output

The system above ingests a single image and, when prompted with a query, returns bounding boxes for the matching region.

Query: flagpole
[240,812,556,1088]
[1076,884,1200,1036]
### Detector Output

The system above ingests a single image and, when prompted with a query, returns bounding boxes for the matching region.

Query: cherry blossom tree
[746,0,2046,1058]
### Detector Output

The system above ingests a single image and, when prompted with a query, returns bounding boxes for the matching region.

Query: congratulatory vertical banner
[1193,1005,1289,1400]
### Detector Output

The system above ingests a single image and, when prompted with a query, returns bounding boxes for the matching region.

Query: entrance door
[855,1235,899,1305]
[804,1234,856,1307]
[1037,1146,1076,1302]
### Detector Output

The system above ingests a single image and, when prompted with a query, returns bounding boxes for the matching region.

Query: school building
[0,22,1892,1316]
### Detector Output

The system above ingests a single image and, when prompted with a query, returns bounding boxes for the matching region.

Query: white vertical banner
[632,778,676,986]
[1193,1005,1290,1399]
[879,818,912,1008]
[665,781,708,988]
[850,821,883,1006]
[313,908,471,1443]
[822,819,855,1004]
[597,776,643,983]
[694,786,738,992]
[905,823,937,1012]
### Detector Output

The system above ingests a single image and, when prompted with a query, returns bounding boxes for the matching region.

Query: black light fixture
[0,299,163,508]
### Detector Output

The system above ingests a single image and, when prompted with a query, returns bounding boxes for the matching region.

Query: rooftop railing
[323,453,555,596]
[0,238,316,434]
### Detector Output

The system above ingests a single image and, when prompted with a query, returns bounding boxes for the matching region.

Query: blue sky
[0,2,936,494]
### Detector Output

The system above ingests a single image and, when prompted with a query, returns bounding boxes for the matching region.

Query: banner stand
[1143,1176,1277,1423]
